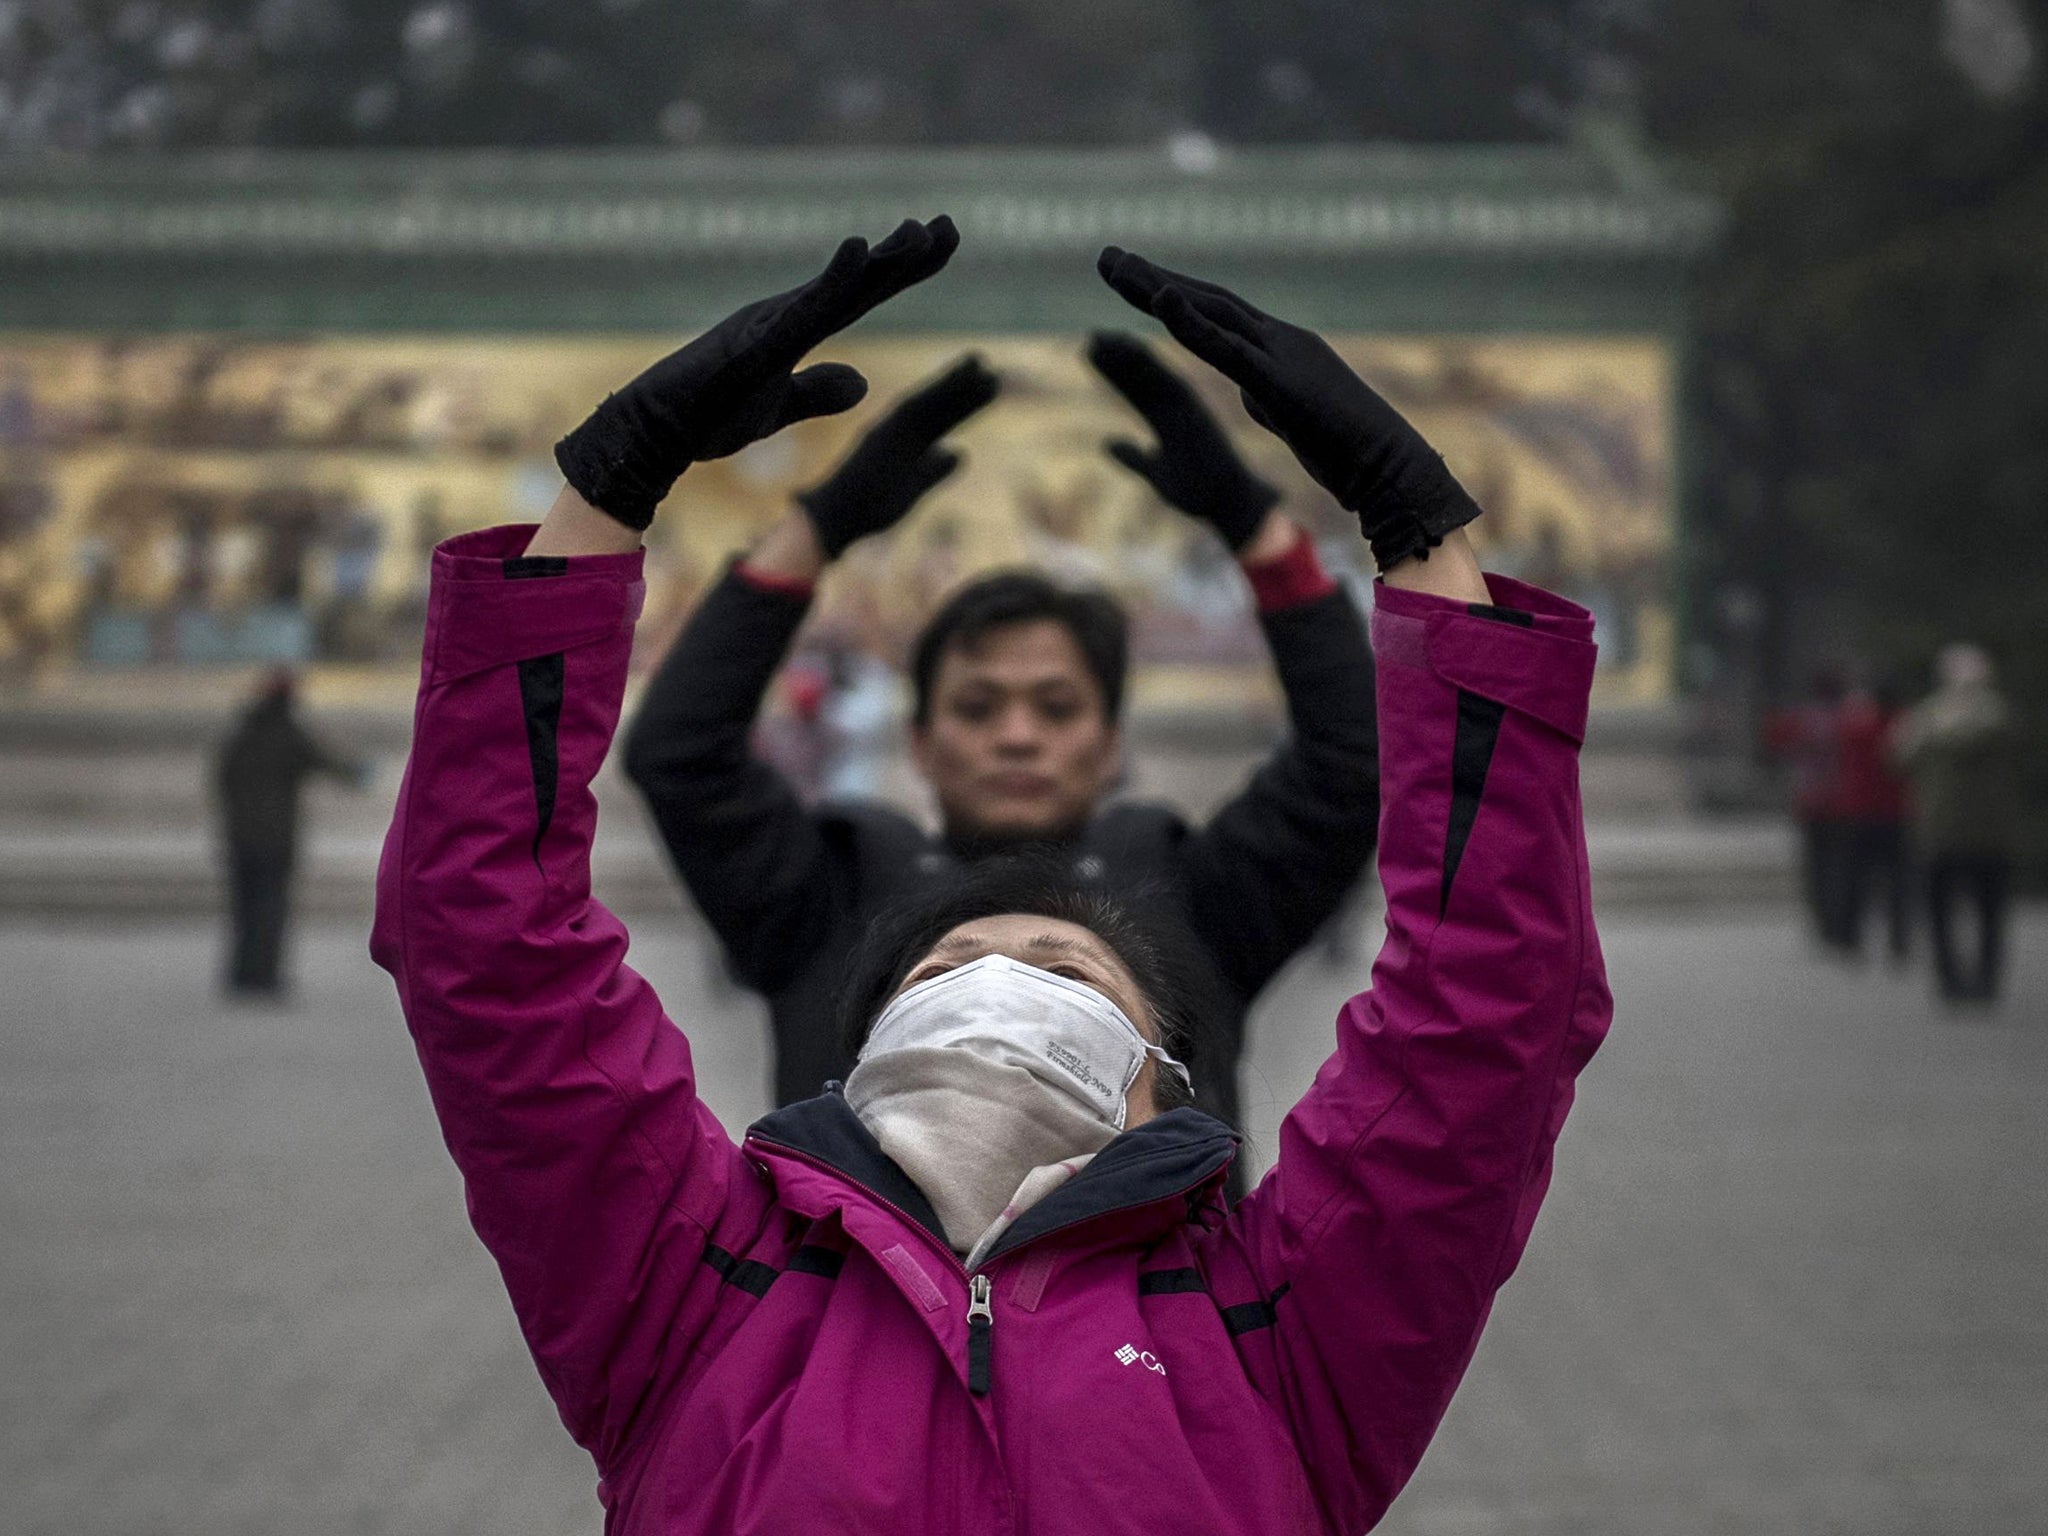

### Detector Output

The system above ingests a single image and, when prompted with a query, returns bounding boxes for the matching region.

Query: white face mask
[859,952,1192,1133]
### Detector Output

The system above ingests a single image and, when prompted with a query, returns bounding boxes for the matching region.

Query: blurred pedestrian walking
[1766,668,1852,946]
[818,638,898,802]
[212,669,366,998]
[1831,680,1914,960]
[1893,644,2019,1004]
[750,647,835,805]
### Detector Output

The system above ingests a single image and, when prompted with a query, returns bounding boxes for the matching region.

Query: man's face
[911,619,1121,846]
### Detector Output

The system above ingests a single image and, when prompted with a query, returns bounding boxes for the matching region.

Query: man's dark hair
[910,570,1129,726]
[838,854,1207,1113]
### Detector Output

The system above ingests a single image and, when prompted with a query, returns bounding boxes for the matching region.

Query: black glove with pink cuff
[555,216,960,532]
[1097,246,1481,571]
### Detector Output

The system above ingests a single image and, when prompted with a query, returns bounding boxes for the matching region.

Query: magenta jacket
[371,526,1610,1535]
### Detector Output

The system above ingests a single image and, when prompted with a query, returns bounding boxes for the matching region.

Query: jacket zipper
[744,1141,986,1376]
[966,1273,993,1396]
[747,1136,1229,1403]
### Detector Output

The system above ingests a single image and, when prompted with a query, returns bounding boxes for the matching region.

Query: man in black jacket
[623,336,1379,1157]
[214,668,367,997]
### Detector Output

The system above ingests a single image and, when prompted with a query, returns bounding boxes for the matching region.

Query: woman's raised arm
[1095,248,1612,1531]
[371,522,728,1464]
[1212,569,1606,1530]
[369,218,959,1468]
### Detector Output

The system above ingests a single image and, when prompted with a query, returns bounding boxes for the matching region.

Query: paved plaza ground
[3,901,2045,1535]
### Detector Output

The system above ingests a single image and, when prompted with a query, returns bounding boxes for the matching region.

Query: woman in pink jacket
[372,217,1612,1535]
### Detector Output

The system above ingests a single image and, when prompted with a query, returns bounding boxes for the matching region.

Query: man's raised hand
[1096,246,1481,571]
[1085,331,1278,553]
[797,352,1001,559]
[555,217,960,532]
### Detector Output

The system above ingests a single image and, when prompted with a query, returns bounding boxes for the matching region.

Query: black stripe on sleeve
[514,653,565,865]
[786,1245,847,1279]
[504,556,570,580]
[701,1242,780,1299]
[504,554,568,861]
[1442,689,1507,915]
[1219,1281,1291,1337]
[1137,1267,1208,1296]
[1465,601,1533,627]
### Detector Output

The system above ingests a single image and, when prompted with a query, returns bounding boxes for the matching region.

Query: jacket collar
[746,1089,948,1244]
[745,1091,1238,1262]
[980,1106,1238,1262]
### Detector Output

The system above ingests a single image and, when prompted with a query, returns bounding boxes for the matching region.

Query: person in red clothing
[1766,669,1914,957]
[1830,680,1913,959]
[749,646,834,804]
[1765,667,1852,945]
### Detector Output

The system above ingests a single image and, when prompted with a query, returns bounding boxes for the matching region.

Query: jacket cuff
[1242,529,1340,612]
[1370,575,1597,743]
[423,524,647,686]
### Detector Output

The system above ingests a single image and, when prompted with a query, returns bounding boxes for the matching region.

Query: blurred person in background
[212,667,367,998]
[1894,643,2019,1004]
[621,332,1380,1170]
[817,633,899,802]
[749,647,834,805]
[371,218,1610,1535]
[1765,666,1853,948]
[1830,677,1915,961]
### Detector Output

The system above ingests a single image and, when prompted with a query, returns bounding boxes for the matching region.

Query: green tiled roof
[0,147,1719,261]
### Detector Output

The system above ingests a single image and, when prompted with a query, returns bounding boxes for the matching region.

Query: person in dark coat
[623,338,1381,1163]
[1893,643,2020,1003]
[213,668,365,997]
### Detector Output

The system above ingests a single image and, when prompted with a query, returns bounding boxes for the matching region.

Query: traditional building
[0,147,1716,708]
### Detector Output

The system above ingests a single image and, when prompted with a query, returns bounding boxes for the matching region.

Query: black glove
[796,353,1001,558]
[1097,247,1480,571]
[1085,331,1278,552]
[555,216,960,530]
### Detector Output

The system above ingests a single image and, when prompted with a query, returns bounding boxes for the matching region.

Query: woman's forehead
[929,914,1118,969]
[913,912,1158,1040]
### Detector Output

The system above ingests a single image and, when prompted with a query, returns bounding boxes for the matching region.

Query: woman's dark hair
[838,854,1210,1113]
[910,570,1129,725]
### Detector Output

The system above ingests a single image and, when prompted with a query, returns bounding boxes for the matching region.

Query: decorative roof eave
[0,150,1721,263]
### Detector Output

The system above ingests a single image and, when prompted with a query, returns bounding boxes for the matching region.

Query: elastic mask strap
[1145,1043,1193,1098]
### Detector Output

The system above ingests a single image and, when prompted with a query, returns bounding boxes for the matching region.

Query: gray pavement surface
[0,704,1754,916]
[4,904,2045,1535]
[0,814,1799,917]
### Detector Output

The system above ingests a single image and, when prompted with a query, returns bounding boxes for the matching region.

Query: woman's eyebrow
[930,931,1106,966]
[1024,934,1092,959]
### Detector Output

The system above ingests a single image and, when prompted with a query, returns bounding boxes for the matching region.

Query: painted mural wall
[0,331,1673,706]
